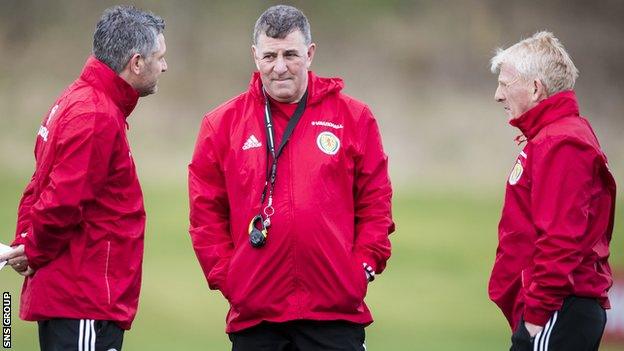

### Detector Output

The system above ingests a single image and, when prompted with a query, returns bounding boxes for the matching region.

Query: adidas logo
[242,135,262,150]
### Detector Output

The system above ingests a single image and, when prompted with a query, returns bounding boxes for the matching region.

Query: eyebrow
[499,75,519,85]
[260,48,299,56]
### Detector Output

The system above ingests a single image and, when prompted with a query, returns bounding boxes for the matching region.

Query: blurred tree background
[0,1,623,350]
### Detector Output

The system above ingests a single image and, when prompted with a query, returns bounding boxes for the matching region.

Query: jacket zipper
[105,241,111,305]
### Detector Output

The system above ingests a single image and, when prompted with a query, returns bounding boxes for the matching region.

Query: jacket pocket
[207,256,231,299]
[350,256,368,301]
[221,258,233,301]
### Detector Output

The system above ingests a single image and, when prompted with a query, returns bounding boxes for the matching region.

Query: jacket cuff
[355,251,378,274]
[23,235,48,270]
[10,232,28,247]
[363,262,375,282]
[355,252,379,282]
[523,307,551,327]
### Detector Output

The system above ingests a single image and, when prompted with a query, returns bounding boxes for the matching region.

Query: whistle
[248,214,267,248]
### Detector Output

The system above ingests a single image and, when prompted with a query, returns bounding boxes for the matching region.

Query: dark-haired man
[0,5,167,351]
[189,4,394,351]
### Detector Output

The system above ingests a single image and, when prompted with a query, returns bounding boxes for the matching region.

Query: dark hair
[253,5,311,45]
[93,5,165,73]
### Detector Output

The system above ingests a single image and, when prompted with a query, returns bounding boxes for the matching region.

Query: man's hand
[0,245,35,276]
[525,321,544,337]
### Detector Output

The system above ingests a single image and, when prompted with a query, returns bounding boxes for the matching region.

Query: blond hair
[490,31,579,96]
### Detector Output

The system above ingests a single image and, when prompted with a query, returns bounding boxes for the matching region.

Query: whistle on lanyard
[248,214,268,248]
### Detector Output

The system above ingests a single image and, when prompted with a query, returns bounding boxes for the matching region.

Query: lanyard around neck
[263,90,308,162]
[259,89,308,220]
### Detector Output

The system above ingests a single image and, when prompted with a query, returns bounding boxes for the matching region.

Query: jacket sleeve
[188,117,233,292]
[352,107,395,274]
[11,173,37,247]
[25,113,116,269]
[524,137,599,326]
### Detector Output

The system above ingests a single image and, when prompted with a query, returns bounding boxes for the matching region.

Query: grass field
[1,174,622,350]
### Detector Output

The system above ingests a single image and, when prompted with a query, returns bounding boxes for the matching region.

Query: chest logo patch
[242,135,262,150]
[316,131,340,155]
[508,161,523,185]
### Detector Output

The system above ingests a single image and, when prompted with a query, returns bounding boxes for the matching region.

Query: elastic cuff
[23,236,47,270]
[355,251,378,273]
[363,262,375,282]
[10,232,28,247]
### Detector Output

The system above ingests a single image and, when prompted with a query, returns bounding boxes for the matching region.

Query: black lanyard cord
[259,89,308,208]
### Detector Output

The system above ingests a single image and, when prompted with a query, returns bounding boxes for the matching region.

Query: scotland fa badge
[508,161,523,185]
[316,131,340,155]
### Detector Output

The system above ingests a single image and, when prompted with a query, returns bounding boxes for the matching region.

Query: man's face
[252,30,315,103]
[494,63,536,120]
[136,33,167,97]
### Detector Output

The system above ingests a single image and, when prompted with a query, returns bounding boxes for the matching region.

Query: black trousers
[510,296,607,351]
[228,320,366,351]
[38,319,124,351]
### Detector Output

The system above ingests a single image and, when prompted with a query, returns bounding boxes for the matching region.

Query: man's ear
[532,78,548,102]
[127,53,143,75]
[306,43,316,69]
[251,45,260,71]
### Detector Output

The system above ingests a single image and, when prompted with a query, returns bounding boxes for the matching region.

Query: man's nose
[494,85,504,102]
[162,59,168,72]
[274,55,287,74]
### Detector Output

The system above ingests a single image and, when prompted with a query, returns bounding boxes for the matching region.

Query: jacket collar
[79,56,139,118]
[510,90,579,140]
[248,71,344,106]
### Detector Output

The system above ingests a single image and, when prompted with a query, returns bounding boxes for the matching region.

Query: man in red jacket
[0,5,167,351]
[488,31,616,351]
[189,5,394,351]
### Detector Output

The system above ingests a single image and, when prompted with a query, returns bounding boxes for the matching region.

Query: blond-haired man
[488,31,616,351]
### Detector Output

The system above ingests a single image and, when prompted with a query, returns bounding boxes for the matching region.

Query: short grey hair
[93,5,165,73]
[490,31,579,96]
[253,5,311,45]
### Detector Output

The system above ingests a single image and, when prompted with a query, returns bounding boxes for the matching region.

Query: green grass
[1,175,622,350]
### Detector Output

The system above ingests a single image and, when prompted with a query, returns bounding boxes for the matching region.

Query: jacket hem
[20,311,133,330]
[225,312,373,333]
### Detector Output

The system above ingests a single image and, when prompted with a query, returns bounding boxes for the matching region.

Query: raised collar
[79,56,139,118]
[248,71,344,106]
[510,90,579,140]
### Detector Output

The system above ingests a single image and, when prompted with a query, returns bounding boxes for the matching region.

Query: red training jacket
[189,71,395,333]
[489,90,616,330]
[11,56,145,330]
